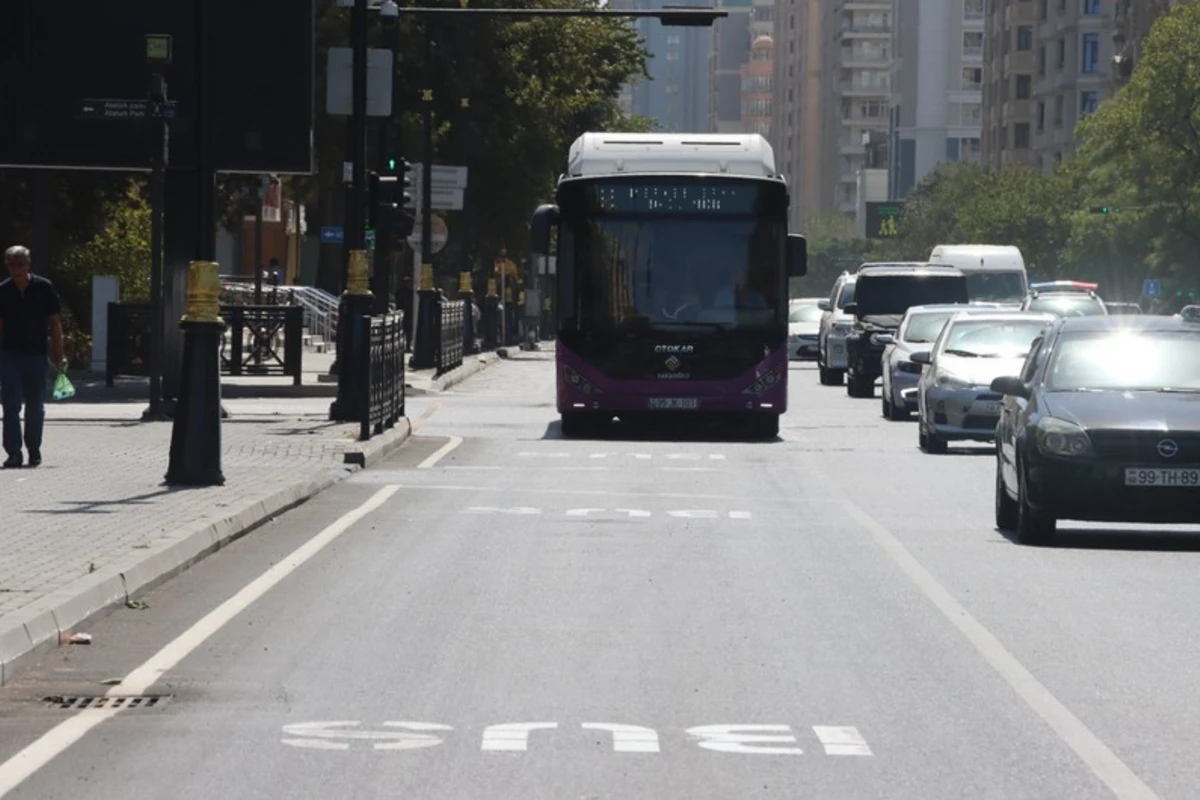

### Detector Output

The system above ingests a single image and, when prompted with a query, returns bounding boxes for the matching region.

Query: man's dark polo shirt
[0,275,62,356]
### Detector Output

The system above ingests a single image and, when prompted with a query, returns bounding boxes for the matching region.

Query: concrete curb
[0,421,412,686]
[429,352,503,392]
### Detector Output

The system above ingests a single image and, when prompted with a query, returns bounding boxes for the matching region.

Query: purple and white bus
[529,132,807,439]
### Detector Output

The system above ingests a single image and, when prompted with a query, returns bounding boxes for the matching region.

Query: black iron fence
[436,300,464,376]
[358,311,406,441]
[106,302,152,384]
[106,302,304,386]
[220,305,304,384]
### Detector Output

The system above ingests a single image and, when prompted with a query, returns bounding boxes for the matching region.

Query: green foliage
[795,211,870,294]
[57,181,152,330]
[305,0,650,293]
[1071,1,1200,289]
[883,162,1074,278]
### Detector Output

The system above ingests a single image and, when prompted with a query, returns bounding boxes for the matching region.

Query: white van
[928,244,1028,307]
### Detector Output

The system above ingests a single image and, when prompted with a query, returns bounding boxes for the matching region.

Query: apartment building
[888,0,985,198]
[709,0,753,131]
[824,1,892,215]
[611,0,710,132]
[740,35,774,137]
[770,0,824,229]
[1114,0,1182,78]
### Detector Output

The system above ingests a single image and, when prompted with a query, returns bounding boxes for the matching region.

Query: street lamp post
[330,0,376,421]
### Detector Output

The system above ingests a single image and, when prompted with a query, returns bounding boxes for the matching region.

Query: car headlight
[831,323,853,335]
[934,373,973,390]
[1035,417,1094,458]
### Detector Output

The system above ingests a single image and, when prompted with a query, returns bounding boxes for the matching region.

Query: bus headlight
[742,365,783,395]
[562,364,602,394]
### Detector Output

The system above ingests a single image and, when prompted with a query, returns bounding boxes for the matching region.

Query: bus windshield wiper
[943,348,979,357]
[1159,387,1200,394]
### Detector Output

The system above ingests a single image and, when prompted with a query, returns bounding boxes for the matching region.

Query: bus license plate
[648,397,699,410]
[1124,468,1200,487]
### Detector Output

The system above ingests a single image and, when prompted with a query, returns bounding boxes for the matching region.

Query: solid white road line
[0,485,402,798]
[811,473,1162,800]
[417,436,463,469]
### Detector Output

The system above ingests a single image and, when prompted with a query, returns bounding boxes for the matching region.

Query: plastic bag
[52,368,75,401]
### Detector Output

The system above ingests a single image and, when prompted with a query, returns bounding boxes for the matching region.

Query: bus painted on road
[528,132,807,439]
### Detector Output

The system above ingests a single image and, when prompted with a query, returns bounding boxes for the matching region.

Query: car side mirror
[817,298,831,311]
[873,333,895,345]
[910,350,931,365]
[786,233,807,277]
[990,376,1029,398]
[842,302,858,316]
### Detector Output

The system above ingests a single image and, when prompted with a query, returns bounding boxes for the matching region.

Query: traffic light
[369,168,415,245]
[1090,205,1120,214]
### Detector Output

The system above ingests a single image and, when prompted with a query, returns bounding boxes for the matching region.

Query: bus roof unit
[566,132,778,180]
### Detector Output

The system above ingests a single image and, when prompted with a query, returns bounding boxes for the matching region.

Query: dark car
[991,314,1200,545]
[841,265,970,398]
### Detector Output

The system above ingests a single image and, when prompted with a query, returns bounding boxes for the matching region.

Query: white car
[876,303,1001,421]
[788,298,823,360]
[913,311,1056,453]
[817,272,857,385]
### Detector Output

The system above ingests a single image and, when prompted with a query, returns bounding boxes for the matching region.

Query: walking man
[0,245,65,468]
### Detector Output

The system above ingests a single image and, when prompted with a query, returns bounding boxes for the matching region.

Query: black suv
[843,265,970,398]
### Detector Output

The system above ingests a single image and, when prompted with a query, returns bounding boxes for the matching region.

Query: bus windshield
[561,180,786,332]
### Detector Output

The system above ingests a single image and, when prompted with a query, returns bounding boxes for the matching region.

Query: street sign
[326,48,394,118]
[76,98,178,121]
[411,184,465,211]
[1143,278,1162,298]
[320,227,376,245]
[407,214,449,254]
[864,201,904,239]
[412,164,469,189]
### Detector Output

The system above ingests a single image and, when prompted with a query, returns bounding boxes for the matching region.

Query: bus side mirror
[530,204,560,256]
[787,233,807,277]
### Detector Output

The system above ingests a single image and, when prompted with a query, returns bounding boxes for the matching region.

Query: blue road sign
[319,227,375,245]
[1143,278,1162,298]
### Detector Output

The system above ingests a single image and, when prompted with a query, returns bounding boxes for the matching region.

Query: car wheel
[887,392,909,421]
[994,457,1018,530]
[819,366,843,386]
[921,423,948,454]
[1016,460,1056,545]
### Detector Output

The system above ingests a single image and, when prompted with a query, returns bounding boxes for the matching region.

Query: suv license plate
[648,397,699,410]
[1124,468,1200,487]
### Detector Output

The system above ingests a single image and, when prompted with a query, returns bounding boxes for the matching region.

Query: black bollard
[459,271,477,355]
[165,260,226,486]
[410,264,439,369]
[482,277,499,350]
[330,250,374,422]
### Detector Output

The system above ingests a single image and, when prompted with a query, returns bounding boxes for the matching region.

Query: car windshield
[789,303,823,323]
[940,319,1050,358]
[1046,329,1200,391]
[1026,296,1107,317]
[902,312,955,343]
[965,272,1026,303]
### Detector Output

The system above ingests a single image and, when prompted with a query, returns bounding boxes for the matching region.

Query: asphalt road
[1,349,1198,799]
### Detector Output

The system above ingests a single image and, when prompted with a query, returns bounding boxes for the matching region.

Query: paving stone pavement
[0,413,362,620]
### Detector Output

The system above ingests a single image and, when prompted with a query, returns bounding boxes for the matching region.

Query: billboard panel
[0,0,314,174]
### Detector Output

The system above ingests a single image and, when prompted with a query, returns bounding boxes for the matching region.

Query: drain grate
[44,694,171,710]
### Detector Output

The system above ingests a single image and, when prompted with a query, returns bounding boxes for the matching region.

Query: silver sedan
[913,311,1056,453]
[877,304,1001,421]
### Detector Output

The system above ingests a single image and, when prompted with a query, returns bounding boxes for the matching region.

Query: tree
[881,162,1074,277]
[57,180,152,328]
[1071,1,1200,289]
[304,0,649,295]
[796,211,870,295]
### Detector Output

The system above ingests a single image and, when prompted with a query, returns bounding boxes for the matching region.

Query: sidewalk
[0,349,506,686]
